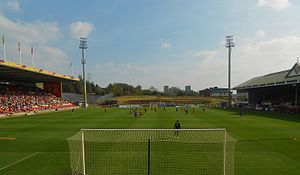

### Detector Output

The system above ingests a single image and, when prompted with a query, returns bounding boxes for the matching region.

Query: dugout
[0,60,79,97]
[234,62,300,112]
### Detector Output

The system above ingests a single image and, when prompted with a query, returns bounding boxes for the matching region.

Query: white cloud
[35,46,69,70]
[255,30,266,38]
[93,62,179,89]
[70,21,94,38]
[258,0,290,10]
[91,33,300,91]
[232,35,300,86]
[0,15,61,44]
[194,34,300,89]
[194,50,218,59]
[0,13,70,73]
[7,0,20,12]
[160,42,171,48]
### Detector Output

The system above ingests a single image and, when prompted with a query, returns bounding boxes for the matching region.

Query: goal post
[67,129,236,175]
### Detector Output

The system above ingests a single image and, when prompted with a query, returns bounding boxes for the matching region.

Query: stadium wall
[44,82,62,97]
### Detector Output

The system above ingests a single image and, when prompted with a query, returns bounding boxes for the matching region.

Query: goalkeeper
[174,120,181,136]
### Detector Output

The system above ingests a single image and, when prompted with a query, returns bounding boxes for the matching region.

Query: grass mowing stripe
[0,152,39,171]
[0,137,16,140]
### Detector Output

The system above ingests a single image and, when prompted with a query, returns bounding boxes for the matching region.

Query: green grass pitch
[0,107,300,175]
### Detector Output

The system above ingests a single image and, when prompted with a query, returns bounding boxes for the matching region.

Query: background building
[199,87,228,97]
[185,85,191,92]
[163,85,169,93]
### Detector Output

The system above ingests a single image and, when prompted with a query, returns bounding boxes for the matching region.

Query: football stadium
[0,59,299,175]
[1,1,300,175]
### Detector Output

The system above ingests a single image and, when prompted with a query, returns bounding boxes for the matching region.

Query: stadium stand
[0,60,79,116]
[234,62,300,113]
[0,84,75,114]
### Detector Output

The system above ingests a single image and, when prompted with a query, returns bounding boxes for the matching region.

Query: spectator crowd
[0,84,75,114]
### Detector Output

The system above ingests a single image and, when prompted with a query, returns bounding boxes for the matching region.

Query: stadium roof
[0,60,79,82]
[234,62,300,90]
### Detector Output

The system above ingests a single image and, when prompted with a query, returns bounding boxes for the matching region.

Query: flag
[69,62,72,68]
[31,46,34,55]
[2,36,4,45]
[18,42,20,51]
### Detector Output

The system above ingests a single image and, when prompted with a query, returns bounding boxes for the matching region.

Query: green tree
[112,84,123,96]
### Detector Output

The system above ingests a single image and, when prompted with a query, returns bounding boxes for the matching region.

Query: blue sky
[1,0,300,90]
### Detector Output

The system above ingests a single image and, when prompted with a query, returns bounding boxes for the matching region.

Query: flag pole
[69,62,74,76]
[3,43,6,62]
[2,36,6,62]
[18,42,22,64]
[31,45,34,67]
[72,64,74,76]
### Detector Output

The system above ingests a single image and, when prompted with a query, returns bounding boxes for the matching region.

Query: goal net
[67,129,236,175]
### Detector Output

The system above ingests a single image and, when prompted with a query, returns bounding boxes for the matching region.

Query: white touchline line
[0,152,39,171]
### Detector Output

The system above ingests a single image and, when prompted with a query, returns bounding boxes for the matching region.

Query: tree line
[62,76,198,97]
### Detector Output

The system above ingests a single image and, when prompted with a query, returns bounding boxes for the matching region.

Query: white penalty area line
[0,152,39,171]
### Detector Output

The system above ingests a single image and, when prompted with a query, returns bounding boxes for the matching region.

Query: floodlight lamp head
[79,37,88,49]
[225,35,235,48]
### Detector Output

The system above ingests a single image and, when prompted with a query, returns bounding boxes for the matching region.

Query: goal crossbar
[81,128,226,131]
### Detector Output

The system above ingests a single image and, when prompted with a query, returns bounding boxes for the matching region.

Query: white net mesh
[67,129,236,175]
